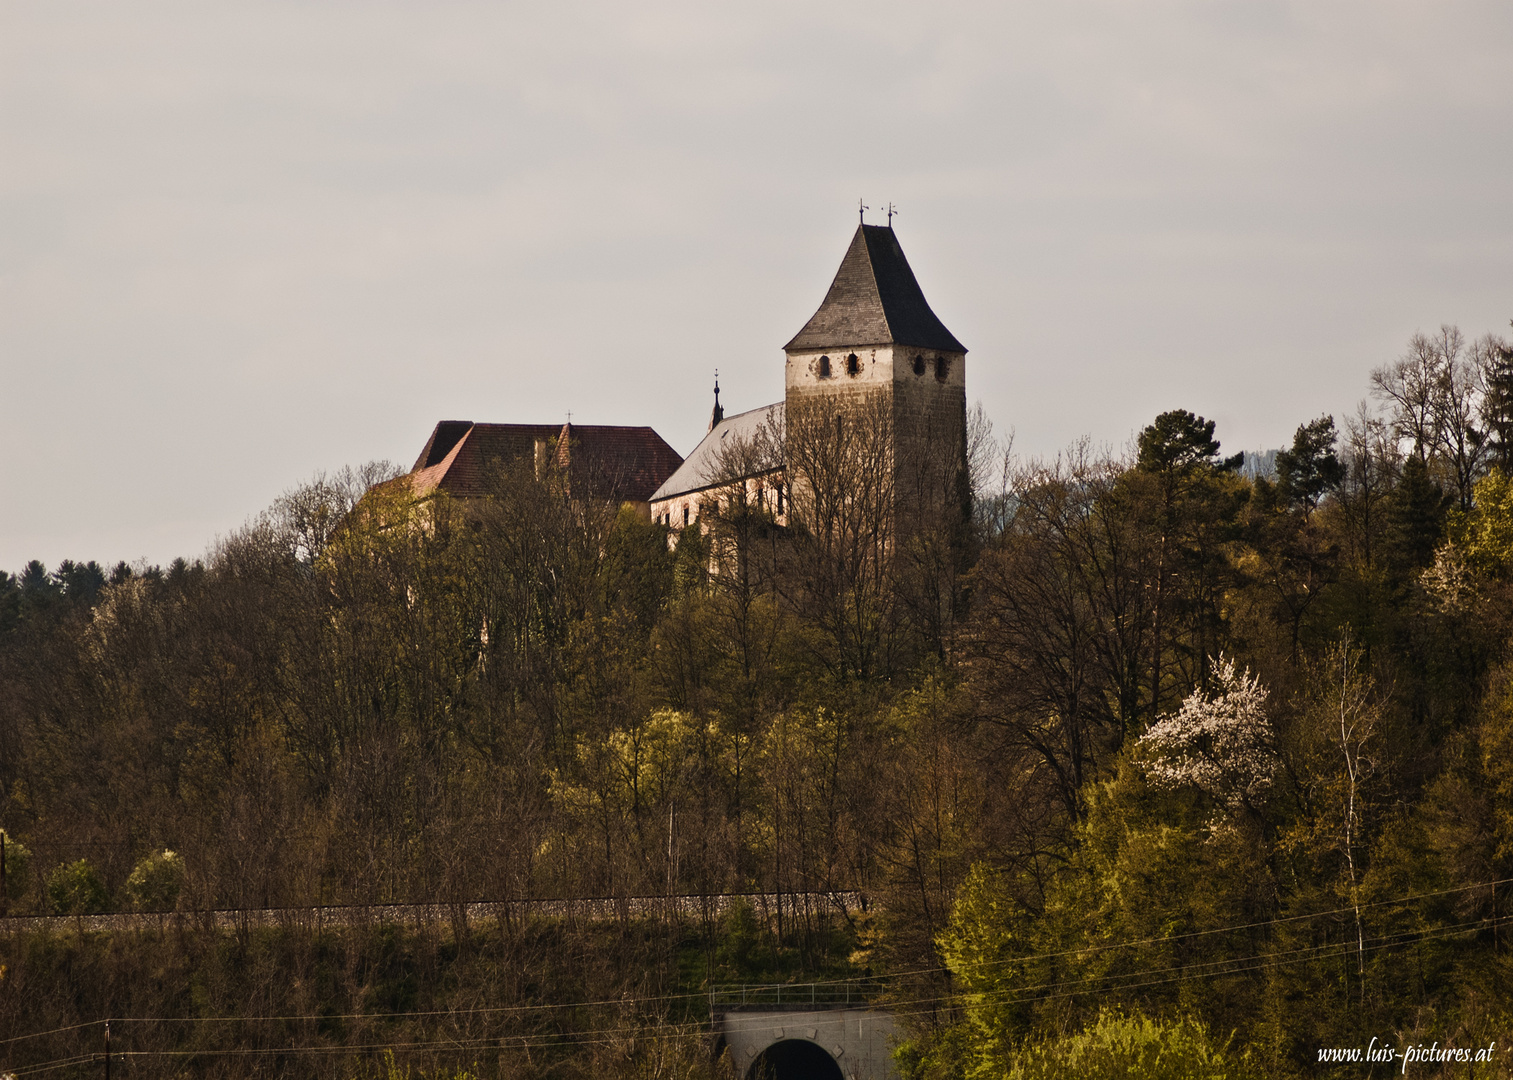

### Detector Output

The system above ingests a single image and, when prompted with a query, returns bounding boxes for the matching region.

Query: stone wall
[784,344,967,531]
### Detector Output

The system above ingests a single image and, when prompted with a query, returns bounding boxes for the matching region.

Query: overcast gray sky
[3,1,1511,571]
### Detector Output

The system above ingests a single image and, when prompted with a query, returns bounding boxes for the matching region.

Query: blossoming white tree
[1138,658,1278,814]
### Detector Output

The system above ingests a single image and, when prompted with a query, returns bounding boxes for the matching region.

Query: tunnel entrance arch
[714,999,899,1079]
[745,1038,845,1079]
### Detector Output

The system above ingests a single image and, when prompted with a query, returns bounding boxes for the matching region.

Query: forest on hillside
[4,323,1513,1078]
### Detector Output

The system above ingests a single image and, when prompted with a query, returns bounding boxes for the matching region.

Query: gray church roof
[650,402,784,502]
[783,224,966,353]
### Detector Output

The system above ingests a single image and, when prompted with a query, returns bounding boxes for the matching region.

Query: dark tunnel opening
[745,1038,845,1080]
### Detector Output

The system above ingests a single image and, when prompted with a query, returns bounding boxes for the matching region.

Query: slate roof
[650,402,785,502]
[784,224,966,353]
[407,421,683,503]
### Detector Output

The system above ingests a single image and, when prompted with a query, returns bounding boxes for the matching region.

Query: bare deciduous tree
[964,443,1147,821]
[780,394,900,678]
[1372,325,1487,509]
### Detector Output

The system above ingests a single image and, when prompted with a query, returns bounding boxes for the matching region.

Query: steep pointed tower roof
[784,224,966,353]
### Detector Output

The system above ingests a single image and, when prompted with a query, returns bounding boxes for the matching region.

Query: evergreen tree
[1381,455,1449,581]
[1480,329,1513,475]
[1136,410,1244,476]
[1275,415,1344,514]
[1134,410,1248,711]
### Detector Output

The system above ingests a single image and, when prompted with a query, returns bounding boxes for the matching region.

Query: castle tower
[783,224,968,532]
[646,222,967,538]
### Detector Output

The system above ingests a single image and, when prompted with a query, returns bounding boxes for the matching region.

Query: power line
[865,908,1511,1022]
[2,877,1506,1070]
[5,1021,719,1076]
[942,911,1508,1008]
[12,909,1500,1077]
[874,874,1513,981]
[0,1022,100,1049]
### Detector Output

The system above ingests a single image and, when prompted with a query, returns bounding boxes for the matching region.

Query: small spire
[858,198,868,224]
[886,201,897,226]
[709,370,724,430]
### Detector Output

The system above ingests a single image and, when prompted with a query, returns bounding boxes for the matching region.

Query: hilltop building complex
[399,223,968,537]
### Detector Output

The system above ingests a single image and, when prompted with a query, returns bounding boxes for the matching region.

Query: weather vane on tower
[858,198,868,224]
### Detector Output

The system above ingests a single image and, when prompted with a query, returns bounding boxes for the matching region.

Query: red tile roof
[406,421,683,503]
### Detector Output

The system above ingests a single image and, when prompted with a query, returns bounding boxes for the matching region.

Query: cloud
[3,0,1511,567]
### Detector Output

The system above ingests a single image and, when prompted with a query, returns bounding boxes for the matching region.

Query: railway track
[0,890,867,934]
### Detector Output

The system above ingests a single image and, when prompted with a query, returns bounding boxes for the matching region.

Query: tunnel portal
[716,1003,899,1079]
[745,1038,846,1080]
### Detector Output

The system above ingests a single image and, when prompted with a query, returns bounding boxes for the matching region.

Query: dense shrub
[1,829,30,903]
[125,849,184,911]
[1006,1012,1258,1080]
[46,858,107,915]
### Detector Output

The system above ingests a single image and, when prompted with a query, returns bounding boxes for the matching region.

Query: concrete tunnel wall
[717,1008,900,1080]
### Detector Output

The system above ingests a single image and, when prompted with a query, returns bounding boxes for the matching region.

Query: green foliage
[1275,415,1343,513]
[46,858,107,915]
[603,506,676,629]
[935,752,1275,1075]
[125,848,185,911]
[1005,1011,1259,1080]
[1382,454,1449,575]
[1137,410,1243,476]
[714,898,764,974]
[2,916,773,1080]
[935,861,1036,1063]
[10,354,1513,1077]
[1,830,30,901]
[671,519,710,595]
[1483,330,1513,474]
[1453,469,1513,578]
[1478,664,1513,866]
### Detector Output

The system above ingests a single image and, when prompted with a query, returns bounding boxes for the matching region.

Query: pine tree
[1480,330,1513,475]
[1275,416,1344,514]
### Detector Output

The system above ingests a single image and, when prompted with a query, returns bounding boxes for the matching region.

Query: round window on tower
[817,355,831,378]
[846,353,860,376]
[912,355,925,376]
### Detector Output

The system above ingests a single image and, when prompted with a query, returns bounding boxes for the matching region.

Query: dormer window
[912,355,925,376]
[817,355,831,378]
[935,356,949,380]
[846,353,860,376]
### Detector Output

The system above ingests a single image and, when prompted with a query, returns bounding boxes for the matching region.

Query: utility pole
[103,1019,111,1080]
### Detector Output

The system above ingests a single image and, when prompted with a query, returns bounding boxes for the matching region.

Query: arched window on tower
[935,355,949,380]
[817,355,831,378]
[846,353,860,376]
[912,355,925,376]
